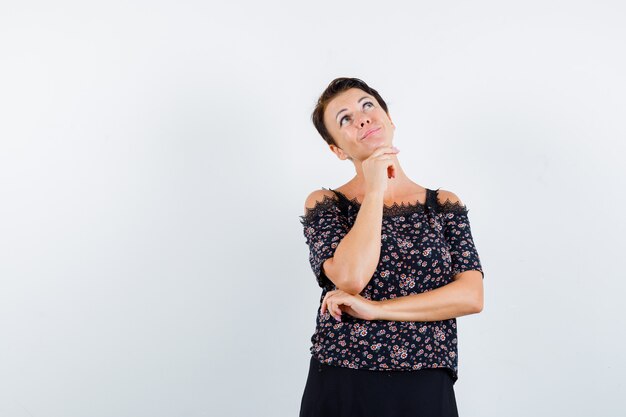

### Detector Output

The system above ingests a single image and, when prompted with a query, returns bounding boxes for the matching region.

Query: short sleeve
[299,196,350,289]
[442,206,484,279]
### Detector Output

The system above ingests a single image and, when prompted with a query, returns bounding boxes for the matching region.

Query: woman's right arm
[321,190,385,295]
[312,145,399,295]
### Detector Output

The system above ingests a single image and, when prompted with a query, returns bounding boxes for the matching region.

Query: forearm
[330,191,385,294]
[375,279,480,322]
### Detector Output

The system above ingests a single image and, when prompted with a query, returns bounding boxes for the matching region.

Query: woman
[298,77,485,417]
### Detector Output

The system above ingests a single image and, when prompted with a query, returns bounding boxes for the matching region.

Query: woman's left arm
[375,270,483,321]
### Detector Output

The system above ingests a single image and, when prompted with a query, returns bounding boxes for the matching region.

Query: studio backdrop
[0,1,624,416]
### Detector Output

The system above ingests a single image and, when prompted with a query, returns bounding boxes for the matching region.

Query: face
[323,88,395,161]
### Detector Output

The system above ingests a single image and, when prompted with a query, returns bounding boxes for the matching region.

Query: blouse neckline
[331,188,429,209]
[300,187,469,225]
[327,187,435,218]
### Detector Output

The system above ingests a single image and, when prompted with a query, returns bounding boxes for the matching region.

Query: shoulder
[304,189,338,213]
[435,189,463,206]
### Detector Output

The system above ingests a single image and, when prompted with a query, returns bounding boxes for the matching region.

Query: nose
[355,111,371,128]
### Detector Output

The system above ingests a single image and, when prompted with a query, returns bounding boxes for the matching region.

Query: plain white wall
[1,1,625,416]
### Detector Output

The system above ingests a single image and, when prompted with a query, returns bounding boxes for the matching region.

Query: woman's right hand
[362,145,400,195]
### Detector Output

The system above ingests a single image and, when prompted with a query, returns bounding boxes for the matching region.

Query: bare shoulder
[304,189,338,213]
[436,189,465,206]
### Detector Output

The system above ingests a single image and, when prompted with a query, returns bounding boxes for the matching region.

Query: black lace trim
[432,187,469,214]
[299,187,468,224]
[437,198,469,214]
[333,188,428,218]
[299,192,341,226]
[333,187,469,216]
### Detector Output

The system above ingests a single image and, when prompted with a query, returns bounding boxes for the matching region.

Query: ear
[329,144,349,161]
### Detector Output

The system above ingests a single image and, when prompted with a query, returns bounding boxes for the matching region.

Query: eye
[339,102,375,126]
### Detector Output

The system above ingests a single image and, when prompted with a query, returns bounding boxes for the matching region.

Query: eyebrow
[335,96,372,122]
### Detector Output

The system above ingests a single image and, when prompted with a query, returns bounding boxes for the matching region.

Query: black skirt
[299,356,459,417]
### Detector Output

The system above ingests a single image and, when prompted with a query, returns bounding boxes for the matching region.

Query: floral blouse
[299,187,484,384]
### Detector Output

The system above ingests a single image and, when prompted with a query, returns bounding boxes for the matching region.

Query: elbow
[460,300,482,316]
[323,258,360,295]
[471,294,484,314]
[465,278,484,314]
[336,272,367,295]
[326,255,374,295]
[343,266,373,295]
[333,264,369,295]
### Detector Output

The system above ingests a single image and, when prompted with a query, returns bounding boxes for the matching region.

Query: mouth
[361,127,381,140]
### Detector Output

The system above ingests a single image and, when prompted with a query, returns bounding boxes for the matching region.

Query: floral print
[299,187,484,384]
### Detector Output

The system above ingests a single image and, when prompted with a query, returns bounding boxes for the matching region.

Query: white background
[1,1,625,416]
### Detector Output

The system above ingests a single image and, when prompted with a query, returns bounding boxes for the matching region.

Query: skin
[323,88,426,203]
[315,87,483,322]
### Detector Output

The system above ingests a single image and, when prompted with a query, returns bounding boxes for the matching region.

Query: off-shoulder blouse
[299,187,484,384]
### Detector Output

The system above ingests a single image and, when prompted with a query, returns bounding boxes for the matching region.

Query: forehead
[327,88,370,109]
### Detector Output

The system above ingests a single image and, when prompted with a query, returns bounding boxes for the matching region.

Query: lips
[361,127,381,140]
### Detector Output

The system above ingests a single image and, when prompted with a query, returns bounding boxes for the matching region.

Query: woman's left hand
[320,289,379,322]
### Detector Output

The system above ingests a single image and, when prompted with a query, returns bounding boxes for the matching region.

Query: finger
[331,302,340,321]
[321,290,336,315]
[373,144,398,153]
[326,293,343,321]
[321,293,329,315]
[332,301,342,321]
[371,146,399,158]
[328,299,336,319]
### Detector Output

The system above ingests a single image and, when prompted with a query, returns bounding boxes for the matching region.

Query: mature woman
[298,77,485,417]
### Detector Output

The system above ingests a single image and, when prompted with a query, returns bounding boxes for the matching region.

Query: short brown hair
[311,77,390,147]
